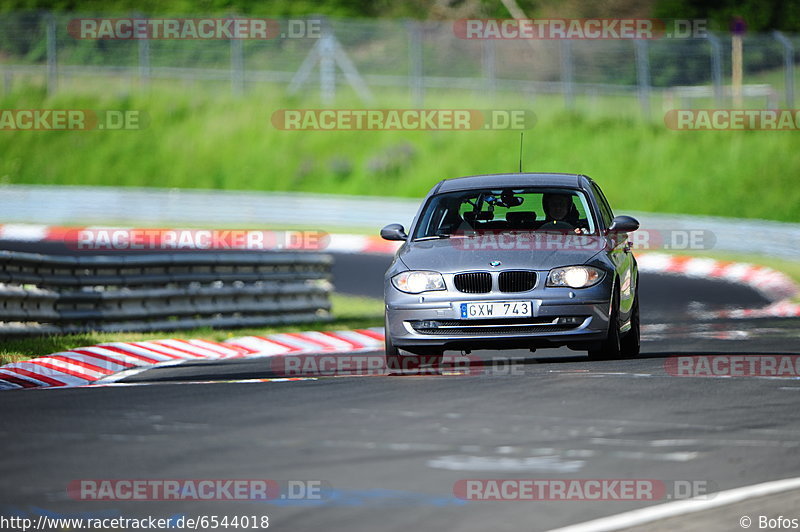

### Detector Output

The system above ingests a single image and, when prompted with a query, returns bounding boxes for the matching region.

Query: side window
[591,183,614,228]
[571,195,587,219]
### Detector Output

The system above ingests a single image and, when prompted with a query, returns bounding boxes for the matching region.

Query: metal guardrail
[0,250,333,335]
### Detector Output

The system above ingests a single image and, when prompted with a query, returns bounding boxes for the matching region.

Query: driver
[541,193,588,234]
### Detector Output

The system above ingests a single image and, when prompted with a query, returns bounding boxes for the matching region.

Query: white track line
[547,476,800,532]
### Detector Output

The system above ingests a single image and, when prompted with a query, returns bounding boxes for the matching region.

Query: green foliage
[653,0,800,33]
[2,0,798,31]
[0,83,798,223]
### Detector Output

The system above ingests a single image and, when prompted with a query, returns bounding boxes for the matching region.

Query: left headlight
[546,266,604,288]
[391,271,446,294]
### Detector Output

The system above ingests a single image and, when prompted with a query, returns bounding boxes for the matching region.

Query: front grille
[410,319,577,336]
[499,271,536,292]
[421,318,555,327]
[415,326,574,335]
[410,317,587,336]
[454,272,492,293]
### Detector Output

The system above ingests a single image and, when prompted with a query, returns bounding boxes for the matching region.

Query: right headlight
[391,271,446,294]
[546,266,604,288]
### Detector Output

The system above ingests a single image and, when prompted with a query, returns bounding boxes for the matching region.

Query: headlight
[547,266,604,288]
[391,271,446,294]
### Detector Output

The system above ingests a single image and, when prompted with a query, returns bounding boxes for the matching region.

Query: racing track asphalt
[2,243,800,531]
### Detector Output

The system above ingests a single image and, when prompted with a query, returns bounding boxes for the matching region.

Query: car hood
[398,236,608,273]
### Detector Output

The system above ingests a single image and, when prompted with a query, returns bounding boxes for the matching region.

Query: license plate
[460,301,532,319]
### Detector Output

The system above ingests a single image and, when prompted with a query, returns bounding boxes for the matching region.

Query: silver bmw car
[381,173,640,369]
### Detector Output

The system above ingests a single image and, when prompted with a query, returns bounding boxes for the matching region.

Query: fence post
[230,15,244,96]
[482,38,496,97]
[319,26,336,105]
[634,39,651,120]
[136,13,150,88]
[560,39,574,109]
[46,12,57,95]
[407,20,423,107]
[706,32,723,106]
[773,31,795,108]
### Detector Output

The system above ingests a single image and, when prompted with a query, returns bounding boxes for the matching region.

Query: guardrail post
[634,39,651,120]
[482,38,496,98]
[230,14,245,96]
[319,24,336,105]
[706,32,723,106]
[136,12,150,88]
[560,39,574,109]
[46,12,58,95]
[407,20,424,107]
[773,31,795,108]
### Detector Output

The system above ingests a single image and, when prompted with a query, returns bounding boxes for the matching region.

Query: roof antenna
[518,132,524,173]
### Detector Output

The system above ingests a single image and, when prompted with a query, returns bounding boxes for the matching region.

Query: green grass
[1,82,799,222]
[0,292,384,365]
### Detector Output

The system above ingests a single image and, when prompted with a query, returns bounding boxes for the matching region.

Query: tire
[384,314,443,373]
[619,285,640,358]
[588,289,622,360]
[384,313,403,371]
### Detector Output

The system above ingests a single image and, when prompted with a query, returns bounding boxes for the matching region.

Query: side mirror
[608,215,640,233]
[380,223,408,241]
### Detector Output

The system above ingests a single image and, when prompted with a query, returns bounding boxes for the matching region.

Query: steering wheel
[541,220,574,231]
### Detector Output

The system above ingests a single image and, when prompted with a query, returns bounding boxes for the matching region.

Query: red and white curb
[327,238,800,318]
[0,328,386,391]
[636,253,798,301]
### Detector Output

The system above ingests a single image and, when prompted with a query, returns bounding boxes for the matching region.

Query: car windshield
[412,187,597,240]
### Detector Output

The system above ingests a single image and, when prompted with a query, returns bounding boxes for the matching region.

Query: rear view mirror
[464,211,494,223]
[608,215,640,232]
[380,223,408,241]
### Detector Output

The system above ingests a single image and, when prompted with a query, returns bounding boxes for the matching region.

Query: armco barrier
[0,250,332,335]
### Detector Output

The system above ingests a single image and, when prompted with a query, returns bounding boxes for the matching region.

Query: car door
[591,182,636,321]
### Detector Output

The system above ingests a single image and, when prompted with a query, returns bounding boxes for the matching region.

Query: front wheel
[619,286,640,358]
[385,314,443,373]
[384,314,403,371]
[588,290,622,360]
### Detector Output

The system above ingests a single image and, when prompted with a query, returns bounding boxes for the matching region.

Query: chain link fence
[0,12,797,115]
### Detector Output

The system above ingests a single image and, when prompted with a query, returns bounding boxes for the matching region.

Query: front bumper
[385,277,612,352]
